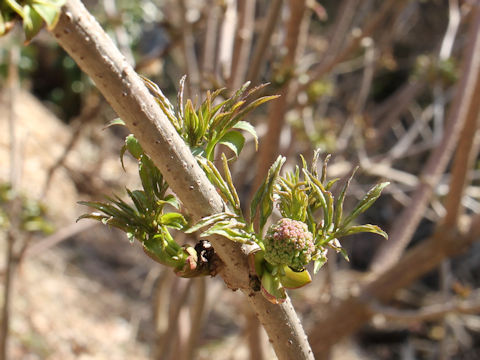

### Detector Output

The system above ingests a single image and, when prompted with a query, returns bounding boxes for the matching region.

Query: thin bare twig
[178,0,201,97]
[368,292,480,322]
[229,0,256,90]
[23,221,98,258]
[245,0,283,85]
[202,1,221,77]
[182,278,207,360]
[42,94,101,197]
[218,0,237,81]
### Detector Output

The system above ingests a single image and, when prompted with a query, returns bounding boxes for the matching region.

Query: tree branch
[50,1,313,358]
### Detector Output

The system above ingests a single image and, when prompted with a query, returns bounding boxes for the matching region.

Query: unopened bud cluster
[264,218,315,271]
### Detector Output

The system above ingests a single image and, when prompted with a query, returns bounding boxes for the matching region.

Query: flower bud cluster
[264,218,315,271]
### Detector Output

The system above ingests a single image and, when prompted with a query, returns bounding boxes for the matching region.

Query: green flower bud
[263,218,315,271]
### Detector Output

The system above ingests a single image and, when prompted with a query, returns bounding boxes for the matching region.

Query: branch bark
[50,1,313,359]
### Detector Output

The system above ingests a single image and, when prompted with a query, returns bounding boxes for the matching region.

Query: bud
[263,218,315,271]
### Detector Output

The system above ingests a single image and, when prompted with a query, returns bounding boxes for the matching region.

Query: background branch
[370,4,480,273]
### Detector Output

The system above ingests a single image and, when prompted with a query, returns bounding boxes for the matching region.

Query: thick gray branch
[50,1,313,358]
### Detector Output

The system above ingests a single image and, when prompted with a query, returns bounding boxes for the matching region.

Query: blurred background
[1,0,480,359]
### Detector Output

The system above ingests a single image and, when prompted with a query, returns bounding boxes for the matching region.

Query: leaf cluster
[191,150,389,303]
[1,0,65,42]
[78,135,191,271]
[143,77,277,161]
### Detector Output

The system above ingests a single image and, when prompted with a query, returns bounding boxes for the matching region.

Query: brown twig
[229,0,256,90]
[245,304,265,360]
[41,94,101,197]
[178,0,201,97]
[201,1,222,78]
[245,0,283,85]
[50,1,314,358]
[218,0,237,81]
[23,221,98,258]
[182,278,207,360]
[157,278,193,360]
[368,292,480,322]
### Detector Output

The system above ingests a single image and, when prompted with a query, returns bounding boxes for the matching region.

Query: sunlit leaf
[336,224,388,239]
[160,212,187,230]
[233,120,258,150]
[23,5,44,43]
[218,131,245,158]
[313,257,327,274]
[333,167,357,229]
[341,182,390,227]
[185,212,234,233]
[250,156,285,230]
[222,154,240,210]
[125,134,143,159]
[32,0,65,28]
[279,266,311,289]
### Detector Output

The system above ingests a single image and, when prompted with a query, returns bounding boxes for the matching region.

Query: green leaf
[233,121,258,150]
[160,212,187,230]
[23,5,44,43]
[104,118,125,128]
[160,194,180,209]
[227,95,280,129]
[221,153,240,211]
[0,11,7,36]
[78,200,128,220]
[324,191,334,232]
[333,167,357,230]
[303,169,327,216]
[218,131,245,158]
[139,157,154,201]
[261,272,286,304]
[341,182,390,228]
[32,1,64,28]
[125,134,144,159]
[258,156,285,231]
[197,157,237,208]
[313,257,327,274]
[127,189,147,214]
[325,178,339,190]
[185,212,234,233]
[201,223,254,244]
[279,266,312,289]
[142,76,180,130]
[336,224,388,239]
[320,153,331,184]
[5,0,25,18]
